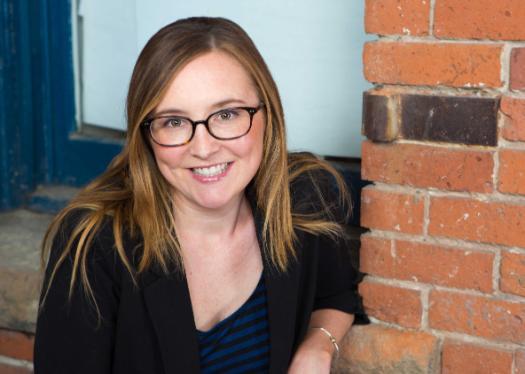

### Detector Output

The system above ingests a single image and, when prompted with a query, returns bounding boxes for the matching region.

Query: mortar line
[378,35,510,45]
[493,147,501,194]
[501,91,525,99]
[429,329,522,351]
[365,273,525,303]
[392,139,498,150]
[501,43,513,92]
[375,83,512,97]
[0,355,33,369]
[492,249,502,294]
[434,336,444,374]
[423,192,430,236]
[498,139,525,149]
[428,0,436,37]
[364,275,432,291]
[365,229,525,256]
[365,319,525,351]
[421,287,430,330]
[371,181,525,205]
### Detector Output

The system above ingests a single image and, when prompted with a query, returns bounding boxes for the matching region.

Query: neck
[172,193,251,240]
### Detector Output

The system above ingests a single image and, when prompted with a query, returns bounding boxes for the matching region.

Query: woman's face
[149,51,264,212]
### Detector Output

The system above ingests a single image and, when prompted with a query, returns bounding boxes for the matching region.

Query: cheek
[151,145,186,170]
[244,118,265,158]
[237,134,263,173]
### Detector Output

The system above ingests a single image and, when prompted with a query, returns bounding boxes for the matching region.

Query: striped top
[197,274,270,373]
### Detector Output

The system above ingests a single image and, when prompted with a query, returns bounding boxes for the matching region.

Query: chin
[189,191,241,211]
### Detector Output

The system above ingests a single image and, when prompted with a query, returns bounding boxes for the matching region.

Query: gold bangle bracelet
[310,326,340,358]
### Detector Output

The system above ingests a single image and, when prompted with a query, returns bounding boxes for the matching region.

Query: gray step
[28,185,80,214]
[0,209,54,333]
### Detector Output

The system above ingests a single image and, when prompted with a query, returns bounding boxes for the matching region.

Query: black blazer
[34,178,365,374]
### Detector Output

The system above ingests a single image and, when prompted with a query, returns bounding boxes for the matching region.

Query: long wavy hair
[40,17,351,314]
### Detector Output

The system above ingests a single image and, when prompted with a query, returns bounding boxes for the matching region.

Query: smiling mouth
[191,162,232,177]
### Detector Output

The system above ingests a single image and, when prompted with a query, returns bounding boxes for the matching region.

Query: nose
[189,123,220,159]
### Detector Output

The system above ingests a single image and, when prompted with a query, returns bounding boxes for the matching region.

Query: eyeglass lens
[148,107,256,146]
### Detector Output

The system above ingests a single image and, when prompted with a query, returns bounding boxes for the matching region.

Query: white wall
[79,0,371,157]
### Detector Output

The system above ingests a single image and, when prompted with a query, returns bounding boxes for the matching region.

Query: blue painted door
[0,0,122,210]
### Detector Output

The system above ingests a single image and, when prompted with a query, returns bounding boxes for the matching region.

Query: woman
[34,17,365,373]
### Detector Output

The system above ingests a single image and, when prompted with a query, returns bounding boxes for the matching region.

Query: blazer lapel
[264,260,300,373]
[143,271,201,374]
[141,190,302,374]
[252,199,301,373]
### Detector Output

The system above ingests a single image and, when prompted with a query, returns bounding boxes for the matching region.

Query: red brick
[511,48,525,90]
[442,341,513,374]
[361,236,494,292]
[362,141,493,193]
[365,0,430,36]
[429,197,525,248]
[498,150,525,195]
[335,325,439,373]
[0,329,34,361]
[359,280,422,328]
[0,363,32,374]
[517,350,525,374]
[429,291,525,344]
[363,41,503,88]
[360,186,424,234]
[500,251,525,297]
[434,0,525,41]
[501,96,525,141]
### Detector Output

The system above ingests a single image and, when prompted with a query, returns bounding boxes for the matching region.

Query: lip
[189,161,233,183]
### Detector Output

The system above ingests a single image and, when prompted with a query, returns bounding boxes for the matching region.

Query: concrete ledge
[0,210,53,333]
[28,185,79,214]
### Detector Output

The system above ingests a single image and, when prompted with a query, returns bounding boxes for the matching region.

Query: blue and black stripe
[197,275,270,373]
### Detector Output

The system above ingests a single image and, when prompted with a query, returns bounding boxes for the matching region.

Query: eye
[216,109,240,121]
[161,117,185,128]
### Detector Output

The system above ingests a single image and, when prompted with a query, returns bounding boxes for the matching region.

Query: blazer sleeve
[34,216,122,374]
[290,167,367,321]
[313,232,366,319]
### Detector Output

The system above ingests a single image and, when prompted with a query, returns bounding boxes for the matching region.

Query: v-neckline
[196,272,264,334]
[142,192,302,373]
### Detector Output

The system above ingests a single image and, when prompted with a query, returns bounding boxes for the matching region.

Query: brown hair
[40,17,350,315]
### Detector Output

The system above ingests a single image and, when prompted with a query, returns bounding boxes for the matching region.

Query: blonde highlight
[39,17,351,317]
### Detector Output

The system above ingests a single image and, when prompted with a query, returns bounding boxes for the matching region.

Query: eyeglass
[141,104,264,147]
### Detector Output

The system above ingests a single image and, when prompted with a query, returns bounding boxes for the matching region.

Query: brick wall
[335,1,525,373]
[0,329,34,373]
[3,2,525,374]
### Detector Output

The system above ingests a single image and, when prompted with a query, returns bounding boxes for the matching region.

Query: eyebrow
[153,98,249,117]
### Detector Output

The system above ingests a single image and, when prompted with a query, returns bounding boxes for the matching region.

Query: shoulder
[49,208,138,277]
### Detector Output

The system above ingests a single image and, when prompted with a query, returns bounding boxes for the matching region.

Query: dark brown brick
[400,95,498,146]
[362,92,398,142]
[362,91,499,146]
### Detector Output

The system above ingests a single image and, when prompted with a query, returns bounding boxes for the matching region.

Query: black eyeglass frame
[141,104,265,147]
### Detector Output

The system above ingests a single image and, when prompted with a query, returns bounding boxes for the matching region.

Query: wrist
[309,326,340,358]
[296,328,336,361]
[294,341,333,365]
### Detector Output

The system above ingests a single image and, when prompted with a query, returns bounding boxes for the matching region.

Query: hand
[288,345,332,374]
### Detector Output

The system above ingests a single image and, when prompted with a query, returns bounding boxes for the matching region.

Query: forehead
[157,51,259,113]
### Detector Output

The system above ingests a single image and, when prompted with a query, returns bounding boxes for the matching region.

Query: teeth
[192,162,229,177]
